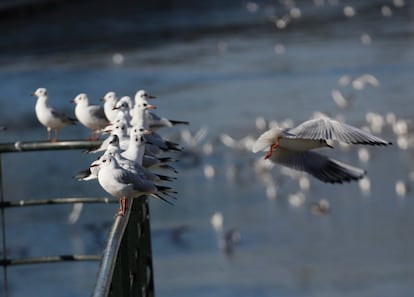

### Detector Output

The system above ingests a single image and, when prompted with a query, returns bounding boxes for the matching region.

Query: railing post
[93,198,154,297]
[109,198,154,297]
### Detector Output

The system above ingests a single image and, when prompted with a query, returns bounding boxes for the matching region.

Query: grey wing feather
[288,117,391,145]
[119,169,156,193]
[90,105,109,121]
[270,148,366,184]
[51,108,76,124]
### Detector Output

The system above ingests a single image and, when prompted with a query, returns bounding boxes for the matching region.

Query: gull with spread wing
[252,116,392,184]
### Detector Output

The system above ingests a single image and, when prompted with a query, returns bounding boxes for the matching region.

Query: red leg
[117,197,129,216]
[264,140,280,160]
[47,128,52,142]
[51,129,59,142]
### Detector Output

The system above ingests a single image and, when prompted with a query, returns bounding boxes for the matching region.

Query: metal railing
[0,140,154,297]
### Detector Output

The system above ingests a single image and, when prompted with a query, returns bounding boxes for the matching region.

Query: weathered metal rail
[0,140,154,297]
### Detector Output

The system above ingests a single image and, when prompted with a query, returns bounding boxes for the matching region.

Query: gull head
[113,123,128,136]
[98,154,114,168]
[32,87,47,98]
[131,126,152,136]
[108,134,120,146]
[136,101,156,111]
[113,96,132,110]
[71,93,88,105]
[101,91,117,103]
[135,89,156,103]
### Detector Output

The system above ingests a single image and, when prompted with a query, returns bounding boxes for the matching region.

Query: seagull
[32,87,76,142]
[252,116,392,184]
[93,154,175,216]
[100,91,119,123]
[112,96,133,126]
[132,90,189,130]
[121,129,177,182]
[72,93,109,140]
[131,98,157,129]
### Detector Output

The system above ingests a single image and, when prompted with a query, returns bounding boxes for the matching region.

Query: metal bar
[92,201,132,297]
[0,254,101,266]
[0,197,118,208]
[0,140,102,153]
[0,155,9,296]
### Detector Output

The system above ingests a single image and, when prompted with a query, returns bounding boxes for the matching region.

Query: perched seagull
[132,90,189,130]
[101,91,118,123]
[93,154,175,216]
[131,98,157,129]
[252,116,392,184]
[32,87,76,142]
[112,96,133,126]
[109,147,176,184]
[72,93,109,140]
[126,126,178,173]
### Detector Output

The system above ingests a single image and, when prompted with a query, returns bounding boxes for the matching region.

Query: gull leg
[47,127,52,142]
[264,140,280,160]
[91,129,100,141]
[117,197,129,216]
[52,129,59,142]
[117,197,125,216]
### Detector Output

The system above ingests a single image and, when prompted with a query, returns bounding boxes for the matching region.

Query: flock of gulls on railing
[32,87,188,216]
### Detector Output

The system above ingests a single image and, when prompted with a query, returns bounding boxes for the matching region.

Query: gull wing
[118,169,156,193]
[269,148,366,184]
[51,108,76,124]
[288,117,391,145]
[89,105,109,122]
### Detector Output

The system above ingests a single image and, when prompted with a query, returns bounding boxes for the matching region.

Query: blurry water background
[0,0,413,296]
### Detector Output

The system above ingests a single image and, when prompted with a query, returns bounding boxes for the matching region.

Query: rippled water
[0,1,414,297]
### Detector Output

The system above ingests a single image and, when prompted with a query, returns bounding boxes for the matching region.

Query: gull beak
[70,99,75,103]
[103,125,113,133]
[100,97,105,102]
[147,104,157,110]
[112,106,120,110]
[30,93,35,97]
[143,129,153,135]
[148,95,156,99]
